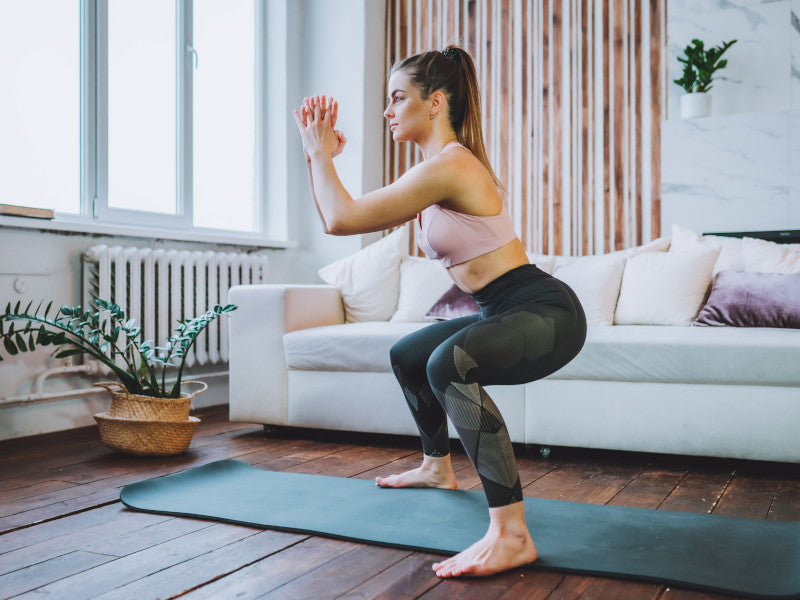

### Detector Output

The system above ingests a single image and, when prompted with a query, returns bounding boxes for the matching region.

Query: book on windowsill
[0,204,55,219]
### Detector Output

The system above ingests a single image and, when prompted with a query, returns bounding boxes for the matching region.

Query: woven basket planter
[94,413,201,456]
[94,381,207,421]
[93,380,207,456]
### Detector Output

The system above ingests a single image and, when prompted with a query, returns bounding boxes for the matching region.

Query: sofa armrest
[227,284,344,424]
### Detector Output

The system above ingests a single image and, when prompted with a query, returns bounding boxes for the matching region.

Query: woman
[293,46,586,578]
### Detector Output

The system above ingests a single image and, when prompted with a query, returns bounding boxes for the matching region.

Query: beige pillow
[614,245,721,326]
[390,256,454,322]
[742,237,800,274]
[670,224,745,274]
[553,254,626,326]
[318,229,407,322]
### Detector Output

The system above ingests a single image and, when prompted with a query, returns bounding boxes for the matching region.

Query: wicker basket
[94,413,201,456]
[93,381,207,456]
[94,381,207,421]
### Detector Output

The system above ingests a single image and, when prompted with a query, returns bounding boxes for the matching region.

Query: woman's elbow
[326,219,355,236]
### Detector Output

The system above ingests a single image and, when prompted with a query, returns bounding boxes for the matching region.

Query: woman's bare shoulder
[431,148,503,214]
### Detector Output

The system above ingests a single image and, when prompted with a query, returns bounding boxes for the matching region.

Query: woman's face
[384,70,430,142]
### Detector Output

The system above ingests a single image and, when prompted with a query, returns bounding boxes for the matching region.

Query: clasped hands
[293,95,347,161]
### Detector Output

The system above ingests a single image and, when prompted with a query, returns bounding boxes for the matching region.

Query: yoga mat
[120,459,800,599]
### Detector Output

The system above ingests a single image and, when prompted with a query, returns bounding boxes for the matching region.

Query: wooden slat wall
[384,0,666,255]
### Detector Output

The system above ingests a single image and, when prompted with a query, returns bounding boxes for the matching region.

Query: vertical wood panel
[384,0,664,253]
[552,1,563,255]
[581,0,590,255]
[420,0,429,52]
[650,0,662,240]
[634,2,642,245]
[613,0,625,251]
[520,0,529,248]
[542,0,551,253]
[602,0,611,253]
[504,0,514,195]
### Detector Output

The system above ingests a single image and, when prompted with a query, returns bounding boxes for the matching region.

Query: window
[0,0,265,237]
[0,0,80,214]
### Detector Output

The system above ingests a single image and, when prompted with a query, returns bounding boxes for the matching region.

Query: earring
[429,113,435,120]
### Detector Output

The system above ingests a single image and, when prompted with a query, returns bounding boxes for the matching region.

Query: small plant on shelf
[674,38,737,94]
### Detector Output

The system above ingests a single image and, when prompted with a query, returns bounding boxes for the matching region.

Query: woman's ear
[429,90,447,119]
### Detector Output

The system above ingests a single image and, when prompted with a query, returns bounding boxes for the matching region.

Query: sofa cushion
[286,321,800,387]
[669,224,746,275]
[318,229,407,322]
[390,256,453,322]
[743,237,800,274]
[285,322,428,372]
[552,253,626,326]
[695,271,800,329]
[426,284,480,320]
[525,253,556,274]
[614,246,720,326]
[549,325,800,386]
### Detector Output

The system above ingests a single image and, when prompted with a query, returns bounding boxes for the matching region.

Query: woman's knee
[425,343,459,396]
[390,336,427,380]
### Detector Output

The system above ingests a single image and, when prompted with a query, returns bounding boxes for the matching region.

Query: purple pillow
[426,284,480,320]
[694,271,800,328]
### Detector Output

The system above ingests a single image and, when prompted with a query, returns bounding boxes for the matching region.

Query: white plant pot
[680,93,711,119]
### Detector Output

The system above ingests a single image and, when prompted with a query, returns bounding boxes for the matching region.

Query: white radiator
[81,244,268,368]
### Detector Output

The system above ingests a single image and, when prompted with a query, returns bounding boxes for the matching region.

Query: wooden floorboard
[1,404,798,600]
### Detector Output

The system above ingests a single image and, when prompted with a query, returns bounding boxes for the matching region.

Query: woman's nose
[383,106,392,119]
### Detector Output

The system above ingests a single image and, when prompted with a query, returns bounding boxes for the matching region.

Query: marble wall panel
[790,109,800,225]
[668,1,790,118]
[791,0,800,108]
[670,0,786,13]
[664,0,799,232]
[661,111,790,232]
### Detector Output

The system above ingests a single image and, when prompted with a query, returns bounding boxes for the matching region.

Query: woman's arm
[304,158,331,233]
[294,96,456,235]
[299,98,347,234]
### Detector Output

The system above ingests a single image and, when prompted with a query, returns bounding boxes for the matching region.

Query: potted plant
[0,298,236,455]
[674,38,737,118]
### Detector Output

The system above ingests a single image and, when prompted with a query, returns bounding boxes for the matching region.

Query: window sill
[0,215,296,249]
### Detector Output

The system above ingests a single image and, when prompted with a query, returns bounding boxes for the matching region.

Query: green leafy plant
[674,38,737,93]
[0,299,237,398]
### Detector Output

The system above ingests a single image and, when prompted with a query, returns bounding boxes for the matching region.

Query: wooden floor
[1,405,798,600]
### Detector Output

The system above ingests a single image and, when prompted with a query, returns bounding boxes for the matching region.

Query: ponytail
[392,45,502,189]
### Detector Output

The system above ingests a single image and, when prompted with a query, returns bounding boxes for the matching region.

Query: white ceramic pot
[680,93,711,119]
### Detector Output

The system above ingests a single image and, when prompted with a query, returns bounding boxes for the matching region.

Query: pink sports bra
[416,201,518,268]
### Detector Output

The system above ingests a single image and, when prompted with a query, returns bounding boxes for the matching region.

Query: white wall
[0,0,386,440]
[662,0,800,234]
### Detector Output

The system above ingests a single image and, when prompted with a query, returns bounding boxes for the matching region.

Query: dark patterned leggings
[390,264,586,507]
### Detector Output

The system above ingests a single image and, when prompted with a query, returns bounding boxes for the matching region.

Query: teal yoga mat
[120,459,800,599]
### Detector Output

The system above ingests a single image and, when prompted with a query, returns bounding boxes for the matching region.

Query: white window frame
[92,0,266,233]
[0,0,293,248]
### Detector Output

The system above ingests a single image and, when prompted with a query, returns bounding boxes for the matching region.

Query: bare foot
[375,454,457,490]
[432,502,538,577]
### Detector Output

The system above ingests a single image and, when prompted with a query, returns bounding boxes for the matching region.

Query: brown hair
[392,45,501,189]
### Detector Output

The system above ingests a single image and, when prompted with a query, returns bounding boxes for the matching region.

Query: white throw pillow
[318,229,407,322]
[553,254,626,326]
[614,245,721,326]
[670,224,745,274]
[390,256,454,322]
[742,237,800,274]
[611,236,671,258]
[541,238,669,272]
[525,253,556,274]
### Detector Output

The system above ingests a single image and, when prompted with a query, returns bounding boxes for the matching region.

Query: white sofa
[228,227,800,463]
